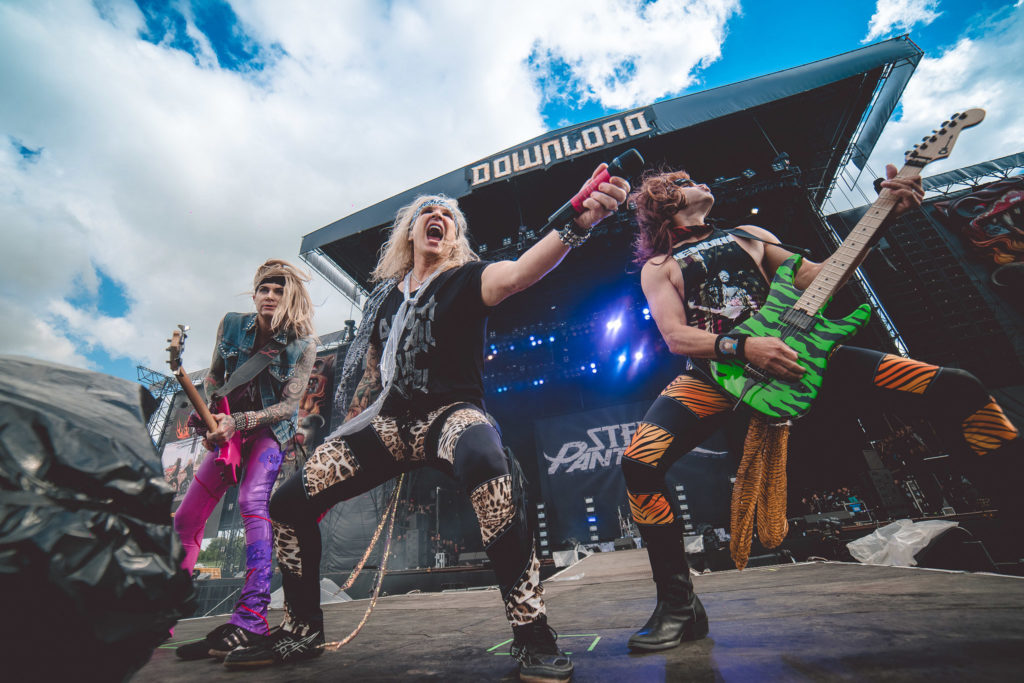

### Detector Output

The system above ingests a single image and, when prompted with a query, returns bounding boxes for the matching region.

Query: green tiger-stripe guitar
[711,108,985,419]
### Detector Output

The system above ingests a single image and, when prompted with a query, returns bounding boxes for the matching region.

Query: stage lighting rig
[771,152,792,173]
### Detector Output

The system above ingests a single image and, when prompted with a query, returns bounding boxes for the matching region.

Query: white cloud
[857,4,1024,200]
[864,0,942,43]
[528,0,740,109]
[0,0,732,380]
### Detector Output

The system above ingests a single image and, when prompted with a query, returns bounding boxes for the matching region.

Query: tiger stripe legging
[268,402,544,634]
[622,345,1021,581]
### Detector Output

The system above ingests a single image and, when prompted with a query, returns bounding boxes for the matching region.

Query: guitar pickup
[781,307,815,331]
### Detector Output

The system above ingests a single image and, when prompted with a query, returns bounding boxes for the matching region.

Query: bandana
[258,276,286,287]
[412,198,461,235]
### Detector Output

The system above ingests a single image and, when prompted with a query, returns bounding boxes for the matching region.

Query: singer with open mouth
[222,162,629,682]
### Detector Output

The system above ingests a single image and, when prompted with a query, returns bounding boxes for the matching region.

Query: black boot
[628,572,709,651]
[510,615,573,682]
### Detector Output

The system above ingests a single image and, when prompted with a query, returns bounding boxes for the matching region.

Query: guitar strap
[724,227,814,259]
[209,340,286,403]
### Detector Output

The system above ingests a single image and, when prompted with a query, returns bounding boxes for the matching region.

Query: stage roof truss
[302,37,922,291]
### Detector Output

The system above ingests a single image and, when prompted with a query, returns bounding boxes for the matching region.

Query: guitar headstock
[905,108,985,168]
[166,324,190,373]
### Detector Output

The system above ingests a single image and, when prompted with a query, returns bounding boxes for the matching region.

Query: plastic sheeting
[0,356,194,681]
[846,519,959,567]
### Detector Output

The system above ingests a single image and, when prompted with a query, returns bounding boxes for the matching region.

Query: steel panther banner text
[534,402,734,547]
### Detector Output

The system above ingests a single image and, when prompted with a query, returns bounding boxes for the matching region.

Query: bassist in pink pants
[174,259,316,661]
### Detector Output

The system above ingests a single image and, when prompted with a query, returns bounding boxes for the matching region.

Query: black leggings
[269,403,542,633]
[622,346,1022,581]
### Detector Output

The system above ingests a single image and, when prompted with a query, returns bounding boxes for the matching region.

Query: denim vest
[215,312,313,447]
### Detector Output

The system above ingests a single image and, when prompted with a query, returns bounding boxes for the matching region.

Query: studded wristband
[231,412,254,433]
[557,221,591,248]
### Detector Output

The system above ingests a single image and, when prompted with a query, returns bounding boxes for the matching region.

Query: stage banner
[287,348,339,462]
[534,402,733,547]
[932,176,1024,303]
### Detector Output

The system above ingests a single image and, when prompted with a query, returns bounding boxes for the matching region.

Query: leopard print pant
[273,521,302,578]
[470,474,515,547]
[303,438,362,497]
[505,549,544,626]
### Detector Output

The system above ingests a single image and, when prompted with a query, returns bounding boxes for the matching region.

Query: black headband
[258,276,286,288]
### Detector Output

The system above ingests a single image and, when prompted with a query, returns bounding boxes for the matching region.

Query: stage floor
[145,550,1024,681]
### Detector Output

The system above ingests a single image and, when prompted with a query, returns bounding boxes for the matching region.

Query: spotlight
[750,207,759,215]
[548,336,555,342]
[771,152,791,173]
[606,318,622,332]
[502,237,512,247]
[741,168,756,179]
[634,350,644,360]
[642,307,649,315]
[479,244,488,253]
[617,353,627,364]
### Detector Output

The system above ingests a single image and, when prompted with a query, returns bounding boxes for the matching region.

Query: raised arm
[480,163,629,307]
[346,339,382,421]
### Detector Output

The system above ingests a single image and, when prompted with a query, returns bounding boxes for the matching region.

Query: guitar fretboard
[794,168,914,314]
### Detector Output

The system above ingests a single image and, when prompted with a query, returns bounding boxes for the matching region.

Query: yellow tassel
[729,414,790,570]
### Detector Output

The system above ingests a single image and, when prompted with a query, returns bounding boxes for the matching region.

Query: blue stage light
[591,368,597,374]
[642,307,649,315]
[587,516,597,523]
[606,318,622,332]
[590,363,596,369]
[634,350,644,360]
[617,353,627,364]
[548,336,555,342]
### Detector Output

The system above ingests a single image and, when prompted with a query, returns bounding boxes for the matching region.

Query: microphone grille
[609,148,645,176]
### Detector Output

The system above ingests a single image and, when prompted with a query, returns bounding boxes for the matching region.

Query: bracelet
[231,412,254,433]
[714,334,749,361]
[557,221,592,248]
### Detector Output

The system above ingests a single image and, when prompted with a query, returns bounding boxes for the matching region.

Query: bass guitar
[167,324,243,483]
[711,109,985,419]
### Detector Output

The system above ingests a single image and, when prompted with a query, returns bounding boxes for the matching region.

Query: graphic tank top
[672,228,770,335]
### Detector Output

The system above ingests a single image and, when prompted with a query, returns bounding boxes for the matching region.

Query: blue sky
[2,0,1022,384]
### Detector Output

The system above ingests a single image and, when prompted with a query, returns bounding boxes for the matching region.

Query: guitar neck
[173,367,219,432]
[794,165,919,314]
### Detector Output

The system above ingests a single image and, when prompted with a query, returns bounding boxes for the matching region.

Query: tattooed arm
[203,316,228,401]
[224,339,317,434]
[346,339,382,421]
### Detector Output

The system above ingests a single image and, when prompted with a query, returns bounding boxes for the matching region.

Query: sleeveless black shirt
[672,228,770,335]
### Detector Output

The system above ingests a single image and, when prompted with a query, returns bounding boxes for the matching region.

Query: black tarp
[0,356,194,681]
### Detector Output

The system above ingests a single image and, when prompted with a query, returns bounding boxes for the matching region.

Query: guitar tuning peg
[950,112,959,119]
